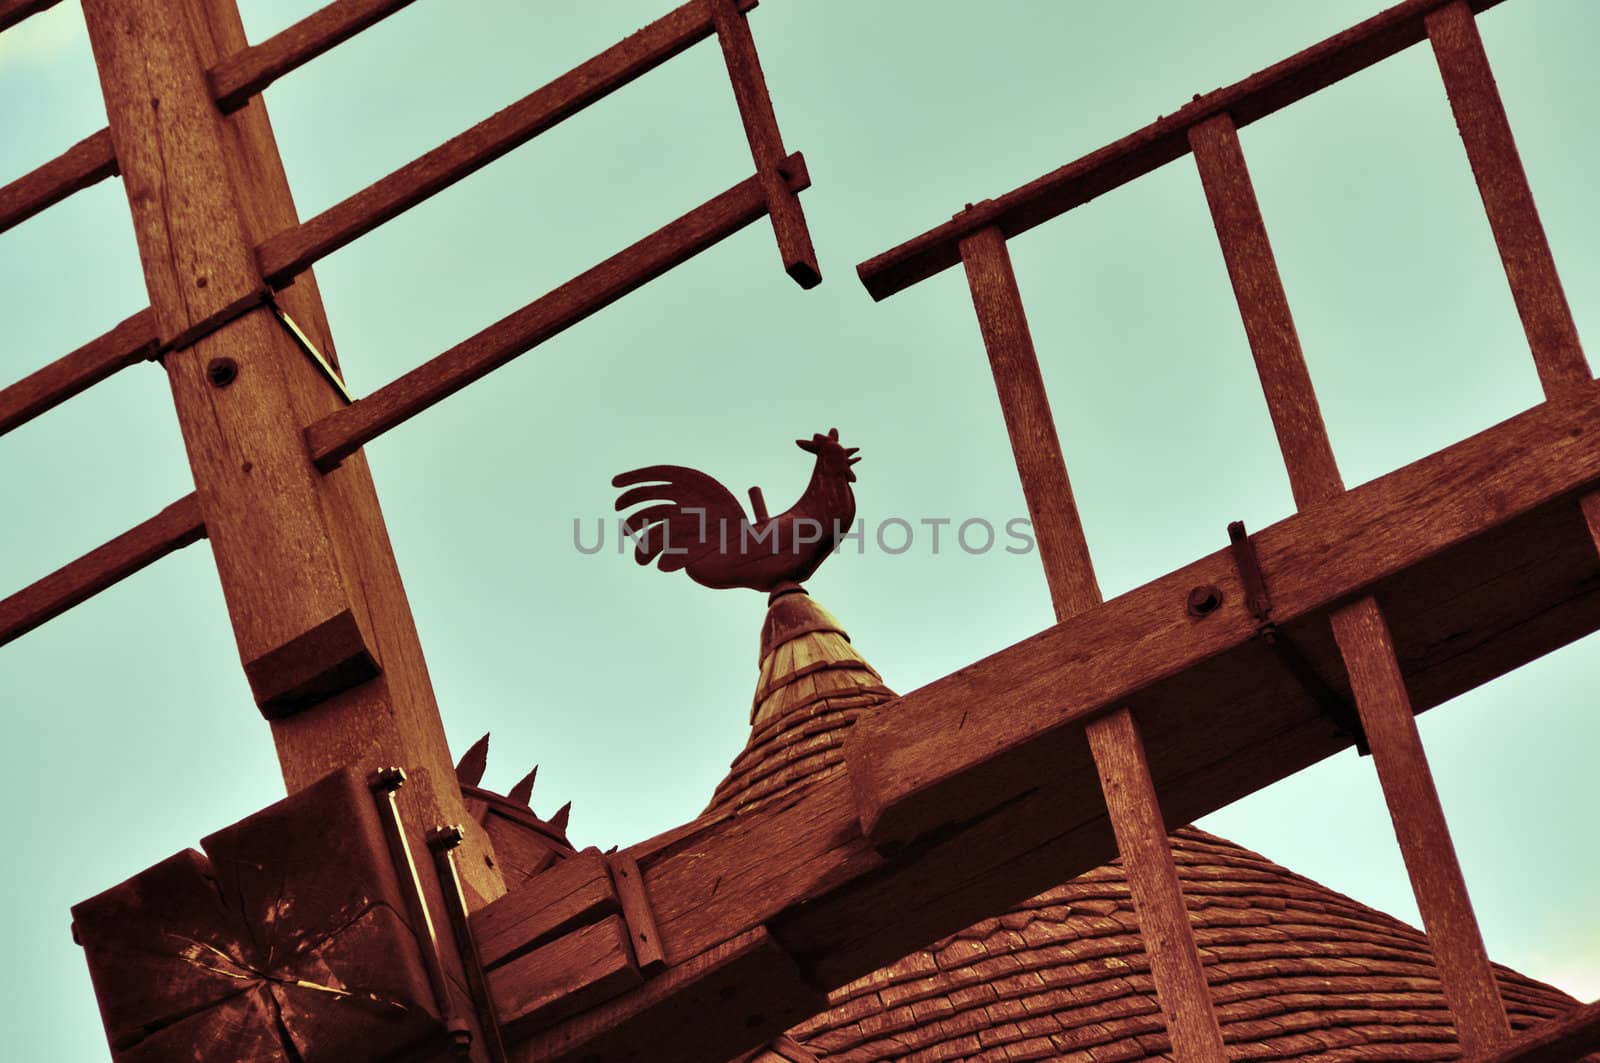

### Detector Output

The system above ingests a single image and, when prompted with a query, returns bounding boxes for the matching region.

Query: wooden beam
[0,494,205,648]
[477,372,1600,1058]
[1427,0,1588,396]
[304,153,810,470]
[82,0,504,934]
[0,309,158,437]
[0,129,118,236]
[210,0,423,113]
[709,0,819,287]
[1471,1000,1600,1063]
[1193,108,1511,1054]
[1331,598,1511,1055]
[255,0,759,286]
[855,0,1509,301]
[959,225,1227,1062]
[846,373,1600,850]
[0,0,59,34]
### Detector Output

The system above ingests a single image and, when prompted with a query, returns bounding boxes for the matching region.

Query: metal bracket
[270,298,352,403]
[428,824,511,1063]
[1226,521,1370,756]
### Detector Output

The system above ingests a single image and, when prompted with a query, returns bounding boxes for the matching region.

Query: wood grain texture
[1329,597,1511,1056]
[1087,709,1228,1063]
[305,153,809,470]
[959,224,1225,1059]
[1427,0,1588,396]
[491,914,642,1041]
[1189,113,1343,508]
[475,851,620,972]
[0,493,204,648]
[709,0,819,287]
[847,375,1600,850]
[0,0,60,35]
[1472,1000,1600,1063]
[255,0,757,286]
[856,0,1508,301]
[609,854,667,973]
[210,0,422,112]
[0,128,118,236]
[82,0,503,915]
[512,927,826,1063]
[959,226,1100,612]
[0,309,158,436]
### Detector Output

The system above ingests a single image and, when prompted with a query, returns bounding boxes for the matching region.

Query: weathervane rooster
[613,428,861,592]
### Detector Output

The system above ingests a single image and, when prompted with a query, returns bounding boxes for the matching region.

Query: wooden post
[1191,111,1511,1056]
[958,225,1229,1063]
[80,0,503,918]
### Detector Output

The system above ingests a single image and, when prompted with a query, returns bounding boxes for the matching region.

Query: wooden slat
[846,373,1600,850]
[0,309,158,436]
[210,0,423,113]
[0,0,59,34]
[709,0,819,288]
[1331,598,1511,1055]
[304,152,809,470]
[1188,113,1342,509]
[1192,110,1511,1055]
[1426,0,1589,396]
[609,854,667,973]
[1472,1000,1600,1063]
[856,0,1509,301]
[255,0,758,286]
[491,914,642,1041]
[0,494,205,648]
[958,224,1227,1062]
[1085,710,1229,1062]
[474,850,619,971]
[0,129,118,236]
[485,377,1600,1060]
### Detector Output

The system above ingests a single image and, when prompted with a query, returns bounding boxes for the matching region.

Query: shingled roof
[715,590,1581,1062]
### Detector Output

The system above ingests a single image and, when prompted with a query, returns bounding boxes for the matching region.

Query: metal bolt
[1186,584,1223,618]
[367,766,406,793]
[426,824,465,851]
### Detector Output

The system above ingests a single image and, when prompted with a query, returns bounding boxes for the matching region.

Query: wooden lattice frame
[2,0,1597,1060]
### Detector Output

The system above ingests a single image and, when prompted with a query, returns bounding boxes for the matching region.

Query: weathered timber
[1193,106,1511,1051]
[512,927,826,1063]
[1331,597,1512,1055]
[1189,113,1342,509]
[475,850,620,971]
[0,494,204,648]
[0,128,118,236]
[82,0,503,923]
[72,769,445,1063]
[847,374,1600,850]
[255,0,758,286]
[0,0,58,34]
[1471,1000,1600,1063]
[305,153,810,470]
[0,310,158,436]
[960,224,1227,1061]
[210,0,423,113]
[1427,0,1589,395]
[709,0,819,287]
[608,855,667,974]
[856,0,1508,300]
[492,915,642,1041]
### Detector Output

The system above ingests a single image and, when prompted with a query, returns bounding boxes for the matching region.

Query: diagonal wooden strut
[1190,110,1511,1056]
[958,225,1228,1062]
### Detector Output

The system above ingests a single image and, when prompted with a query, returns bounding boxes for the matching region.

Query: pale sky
[2,2,1596,1059]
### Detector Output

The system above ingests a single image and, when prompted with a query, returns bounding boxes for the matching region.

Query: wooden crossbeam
[1190,111,1512,1054]
[1470,1000,1600,1063]
[0,0,59,34]
[0,129,118,237]
[481,374,1600,1061]
[0,309,158,437]
[304,153,810,471]
[856,0,1508,301]
[210,0,423,113]
[0,494,204,648]
[959,225,1227,1062]
[256,0,759,286]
